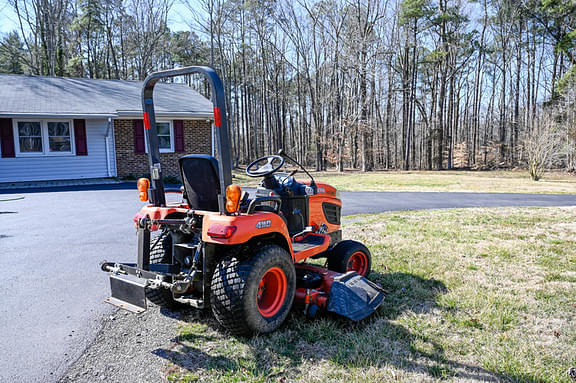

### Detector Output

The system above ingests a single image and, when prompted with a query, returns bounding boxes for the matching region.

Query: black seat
[179,155,220,211]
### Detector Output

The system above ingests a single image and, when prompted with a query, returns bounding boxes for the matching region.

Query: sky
[0,0,197,35]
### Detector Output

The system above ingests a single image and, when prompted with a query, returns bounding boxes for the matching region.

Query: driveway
[340,191,576,215]
[0,188,141,383]
[1,185,575,382]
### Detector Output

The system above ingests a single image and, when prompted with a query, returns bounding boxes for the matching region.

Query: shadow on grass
[152,329,237,374]
[153,272,540,382]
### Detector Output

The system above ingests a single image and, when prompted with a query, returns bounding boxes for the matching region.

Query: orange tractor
[101,66,384,335]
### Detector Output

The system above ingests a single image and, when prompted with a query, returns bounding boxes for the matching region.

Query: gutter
[0,111,214,120]
[0,113,117,119]
[116,110,214,119]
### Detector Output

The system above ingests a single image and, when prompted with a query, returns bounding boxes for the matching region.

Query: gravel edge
[59,305,187,383]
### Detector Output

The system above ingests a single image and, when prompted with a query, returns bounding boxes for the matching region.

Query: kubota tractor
[101,66,384,335]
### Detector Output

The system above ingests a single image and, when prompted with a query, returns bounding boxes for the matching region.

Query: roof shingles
[0,74,213,118]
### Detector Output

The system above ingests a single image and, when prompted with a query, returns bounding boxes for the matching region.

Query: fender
[201,211,293,254]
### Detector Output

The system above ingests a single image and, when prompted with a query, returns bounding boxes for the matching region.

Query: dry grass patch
[166,207,576,382]
[233,169,576,194]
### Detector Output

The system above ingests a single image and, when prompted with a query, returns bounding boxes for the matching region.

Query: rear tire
[210,245,296,336]
[327,240,372,277]
[145,232,180,309]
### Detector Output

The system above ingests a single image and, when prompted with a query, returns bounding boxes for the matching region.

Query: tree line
[1,0,575,172]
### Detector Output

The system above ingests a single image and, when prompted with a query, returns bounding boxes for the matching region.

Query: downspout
[105,118,113,177]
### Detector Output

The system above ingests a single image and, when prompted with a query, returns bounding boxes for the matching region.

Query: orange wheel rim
[257,267,287,317]
[347,251,368,275]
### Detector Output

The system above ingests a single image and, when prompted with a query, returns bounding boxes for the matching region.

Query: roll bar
[141,66,232,212]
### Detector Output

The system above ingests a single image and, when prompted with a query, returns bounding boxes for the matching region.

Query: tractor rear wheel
[210,245,296,336]
[327,240,372,277]
[144,232,180,309]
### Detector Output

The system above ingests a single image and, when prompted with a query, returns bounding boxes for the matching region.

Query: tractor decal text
[256,220,272,229]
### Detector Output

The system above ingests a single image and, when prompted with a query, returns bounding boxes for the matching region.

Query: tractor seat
[179,154,220,212]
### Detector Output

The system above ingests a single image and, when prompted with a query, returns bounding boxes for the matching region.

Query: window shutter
[174,120,185,153]
[0,118,15,158]
[73,119,88,156]
[133,120,145,154]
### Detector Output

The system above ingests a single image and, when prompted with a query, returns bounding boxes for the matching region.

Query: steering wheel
[246,155,285,178]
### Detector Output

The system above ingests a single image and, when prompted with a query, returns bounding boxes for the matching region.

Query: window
[17,121,42,153]
[157,122,172,151]
[144,121,174,153]
[47,122,72,152]
[14,120,74,156]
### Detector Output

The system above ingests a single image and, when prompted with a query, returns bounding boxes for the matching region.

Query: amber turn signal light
[137,178,150,202]
[225,184,242,213]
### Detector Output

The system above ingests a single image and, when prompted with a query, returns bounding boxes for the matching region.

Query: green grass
[165,207,576,382]
[233,169,576,194]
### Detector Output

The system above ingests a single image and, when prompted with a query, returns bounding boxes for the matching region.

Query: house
[0,74,214,183]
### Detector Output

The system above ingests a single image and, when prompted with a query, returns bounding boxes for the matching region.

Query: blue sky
[0,1,196,35]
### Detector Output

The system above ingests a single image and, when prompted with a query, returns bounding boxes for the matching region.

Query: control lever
[277,149,316,192]
[281,168,299,188]
[292,226,314,241]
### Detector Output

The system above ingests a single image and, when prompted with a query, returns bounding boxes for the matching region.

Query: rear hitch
[101,261,174,313]
[171,241,203,294]
[105,274,148,313]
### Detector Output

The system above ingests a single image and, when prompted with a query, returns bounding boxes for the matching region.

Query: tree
[524,111,563,181]
[0,32,26,74]
[1,0,574,174]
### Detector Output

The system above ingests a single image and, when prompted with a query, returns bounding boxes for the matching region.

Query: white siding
[0,118,117,182]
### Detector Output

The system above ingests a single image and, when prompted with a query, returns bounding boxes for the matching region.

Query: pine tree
[0,32,25,74]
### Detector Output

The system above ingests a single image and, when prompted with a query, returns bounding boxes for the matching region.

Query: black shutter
[174,120,185,152]
[0,118,15,158]
[74,119,88,156]
[133,120,145,154]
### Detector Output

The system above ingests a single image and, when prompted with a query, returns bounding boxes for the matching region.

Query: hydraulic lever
[277,149,317,192]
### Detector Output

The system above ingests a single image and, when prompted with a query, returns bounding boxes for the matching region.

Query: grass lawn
[164,206,576,382]
[232,169,576,194]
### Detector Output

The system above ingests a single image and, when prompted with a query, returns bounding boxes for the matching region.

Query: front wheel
[327,240,372,277]
[210,245,296,336]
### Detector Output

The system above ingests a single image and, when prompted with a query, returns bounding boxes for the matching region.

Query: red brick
[114,119,212,180]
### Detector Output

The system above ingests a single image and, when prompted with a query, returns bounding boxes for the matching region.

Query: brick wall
[114,119,212,180]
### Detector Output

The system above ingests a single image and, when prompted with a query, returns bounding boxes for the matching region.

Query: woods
[1,0,575,172]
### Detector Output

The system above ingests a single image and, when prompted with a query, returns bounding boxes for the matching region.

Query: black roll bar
[141,66,233,213]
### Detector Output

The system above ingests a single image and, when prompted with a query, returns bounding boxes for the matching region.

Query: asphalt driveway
[1,185,575,382]
[0,188,141,383]
[340,190,576,215]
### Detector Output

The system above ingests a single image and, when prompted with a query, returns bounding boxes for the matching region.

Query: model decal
[256,220,272,229]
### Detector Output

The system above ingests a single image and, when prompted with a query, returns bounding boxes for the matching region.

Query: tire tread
[210,245,295,336]
[327,240,372,276]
